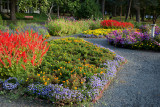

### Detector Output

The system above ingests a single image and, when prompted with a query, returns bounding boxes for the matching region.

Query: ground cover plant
[0,35,126,105]
[46,18,101,36]
[106,25,160,51]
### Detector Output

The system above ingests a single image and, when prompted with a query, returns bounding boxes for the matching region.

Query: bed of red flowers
[100,20,134,29]
[0,30,49,80]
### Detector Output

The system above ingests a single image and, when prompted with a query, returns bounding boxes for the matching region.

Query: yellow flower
[37,74,40,76]
[62,81,65,83]
[74,87,77,90]
[81,82,83,84]
[60,73,62,75]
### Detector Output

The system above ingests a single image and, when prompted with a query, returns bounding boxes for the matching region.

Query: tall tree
[133,0,140,22]
[10,0,17,20]
[102,0,105,19]
[125,0,132,21]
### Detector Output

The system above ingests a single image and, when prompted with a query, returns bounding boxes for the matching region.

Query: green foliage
[75,0,102,19]
[46,18,101,36]
[154,34,160,42]
[9,23,15,30]
[46,19,90,36]
[0,14,3,25]
[87,19,101,30]
[0,25,8,31]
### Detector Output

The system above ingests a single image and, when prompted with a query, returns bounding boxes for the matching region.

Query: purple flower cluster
[155,26,160,36]
[3,77,19,90]
[27,84,84,103]
[9,24,49,38]
[86,45,126,100]
[106,29,151,45]
[139,25,151,33]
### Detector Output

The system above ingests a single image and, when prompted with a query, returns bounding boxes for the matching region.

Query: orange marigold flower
[44,82,47,85]
[100,71,103,74]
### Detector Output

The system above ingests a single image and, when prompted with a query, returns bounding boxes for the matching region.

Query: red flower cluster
[0,30,49,78]
[100,20,134,29]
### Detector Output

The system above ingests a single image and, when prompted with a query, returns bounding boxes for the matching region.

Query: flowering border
[91,44,127,103]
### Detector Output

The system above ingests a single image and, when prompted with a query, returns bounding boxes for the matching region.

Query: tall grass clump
[46,18,101,36]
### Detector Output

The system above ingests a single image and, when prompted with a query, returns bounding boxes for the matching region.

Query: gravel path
[0,37,160,107]
[83,38,160,107]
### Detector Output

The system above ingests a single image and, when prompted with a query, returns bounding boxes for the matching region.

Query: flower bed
[0,30,49,80]
[0,36,126,105]
[10,23,50,39]
[100,20,134,29]
[80,28,117,38]
[106,27,160,51]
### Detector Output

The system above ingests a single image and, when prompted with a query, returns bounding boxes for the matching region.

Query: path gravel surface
[0,37,160,107]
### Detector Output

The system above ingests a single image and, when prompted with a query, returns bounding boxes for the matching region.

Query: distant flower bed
[0,37,126,105]
[80,29,117,38]
[10,23,51,39]
[106,26,160,51]
[100,20,134,29]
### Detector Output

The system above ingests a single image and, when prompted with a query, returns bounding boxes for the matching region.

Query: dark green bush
[75,0,102,19]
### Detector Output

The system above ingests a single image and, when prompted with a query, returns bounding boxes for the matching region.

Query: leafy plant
[0,30,49,80]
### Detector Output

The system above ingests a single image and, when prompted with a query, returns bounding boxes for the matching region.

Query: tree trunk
[113,6,116,17]
[102,0,105,19]
[57,5,59,18]
[135,7,140,22]
[141,8,145,22]
[10,0,16,20]
[125,0,132,21]
[120,6,122,21]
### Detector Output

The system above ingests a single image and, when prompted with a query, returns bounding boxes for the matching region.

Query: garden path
[0,37,160,107]
[84,38,160,107]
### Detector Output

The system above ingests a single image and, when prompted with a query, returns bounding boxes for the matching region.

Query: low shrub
[100,20,134,29]
[46,19,90,36]
[0,30,49,80]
